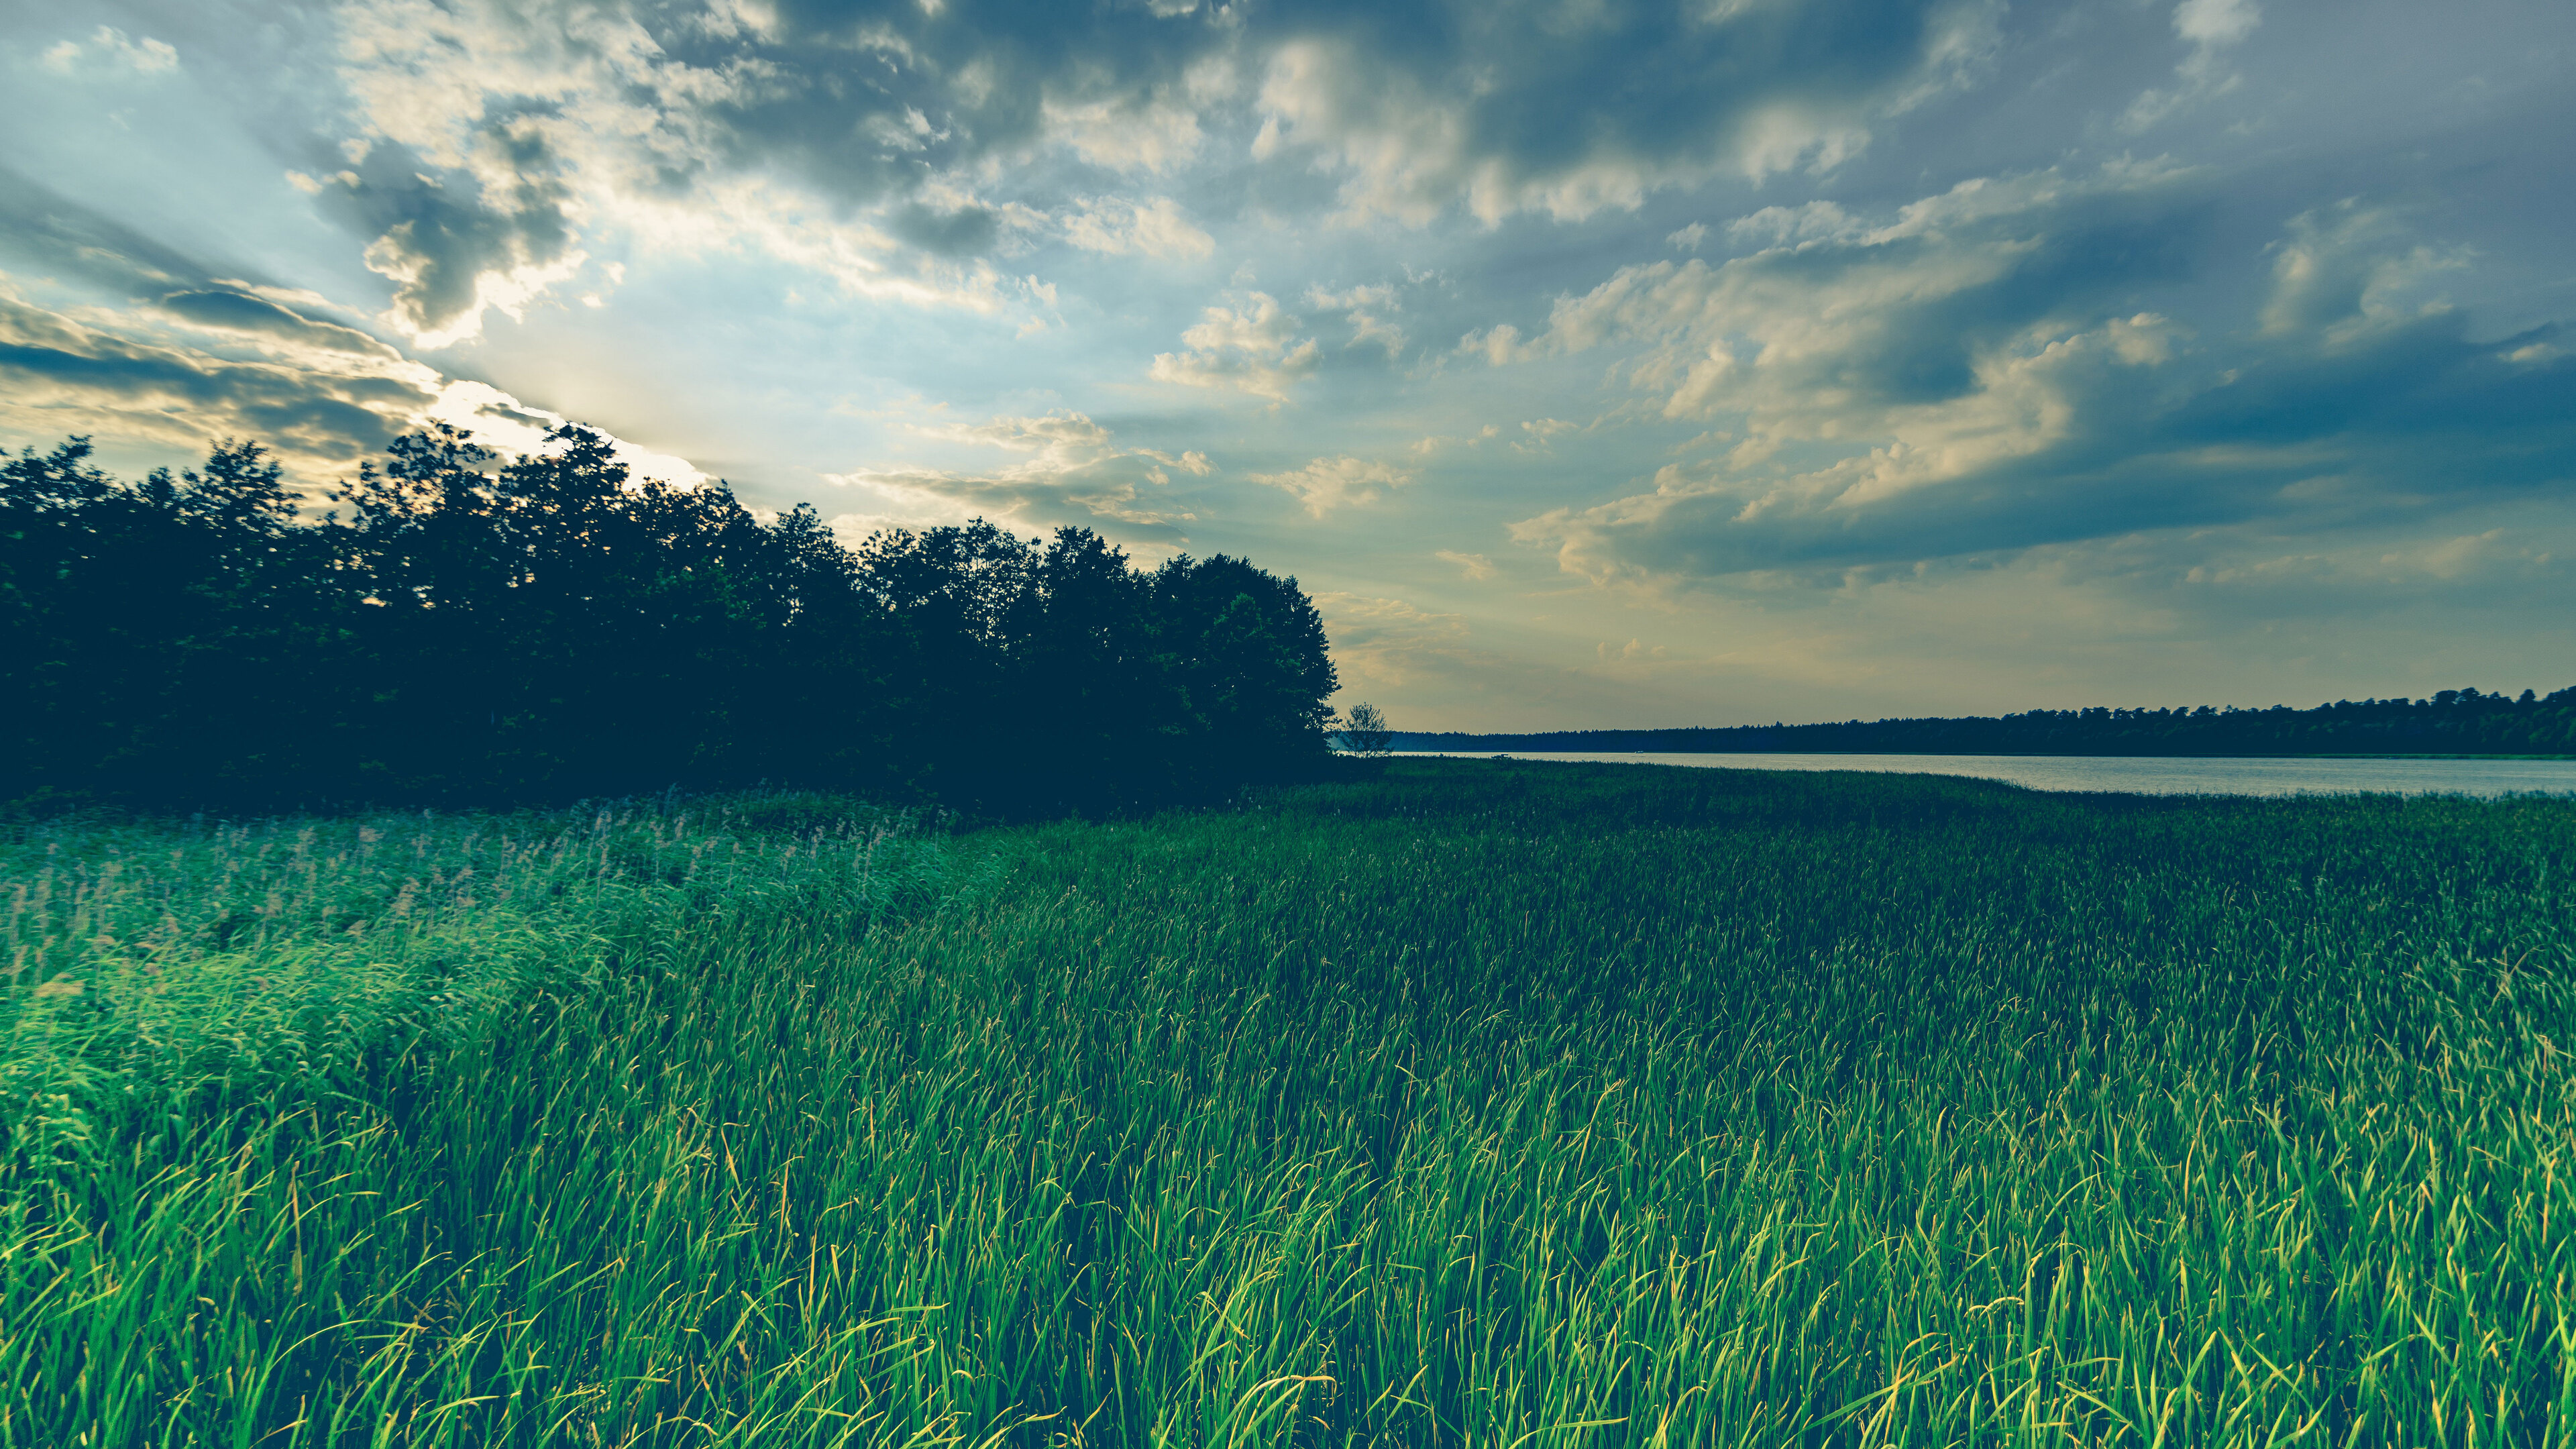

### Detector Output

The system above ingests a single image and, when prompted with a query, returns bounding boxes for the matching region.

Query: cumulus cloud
[283,0,2030,345]
[2122,0,2263,133]
[360,221,588,350]
[1150,291,1322,401]
[321,0,646,342]
[42,26,178,76]
[1491,163,2576,590]
[315,0,1128,343]
[1458,324,1524,366]
[1244,455,1415,516]
[1042,93,1212,174]
[1250,1,2001,224]
[276,116,599,351]
[104,0,2045,356]
[1505,164,2200,473]
[2260,201,2467,345]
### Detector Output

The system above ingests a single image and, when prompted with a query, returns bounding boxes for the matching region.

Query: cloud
[1306,282,1409,358]
[932,411,1119,460]
[1595,637,1669,665]
[1149,290,1321,401]
[1504,164,2202,463]
[1312,592,1470,687]
[292,0,2027,335]
[211,0,2030,354]
[2060,508,2576,637]
[11,0,2569,729]
[289,104,594,349]
[417,380,708,488]
[0,287,705,498]
[41,26,179,77]
[1489,165,2576,590]
[1458,323,1524,366]
[2174,0,2263,48]
[2122,0,2263,132]
[1249,1,2002,224]
[156,288,404,359]
[1042,93,1211,174]
[0,170,214,301]
[1511,417,1577,455]
[1724,201,1864,248]
[0,209,700,494]
[317,0,1117,343]
[0,166,425,375]
[826,465,1186,536]
[2260,201,2467,345]
[1435,549,1496,580]
[1307,284,1399,311]
[1244,455,1415,516]
[1410,425,1500,457]
[1064,196,1215,259]
[0,178,682,484]
[824,409,1201,537]
[0,285,439,477]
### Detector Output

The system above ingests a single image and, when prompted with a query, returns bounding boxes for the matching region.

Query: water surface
[1397,751,2576,798]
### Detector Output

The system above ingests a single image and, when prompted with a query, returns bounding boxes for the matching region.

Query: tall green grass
[2,794,972,1158]
[4,761,2571,1446]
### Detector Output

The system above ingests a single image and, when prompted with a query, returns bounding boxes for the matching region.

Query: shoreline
[1389,749,2576,762]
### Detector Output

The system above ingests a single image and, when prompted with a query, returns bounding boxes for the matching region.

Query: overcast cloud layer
[5,0,2571,729]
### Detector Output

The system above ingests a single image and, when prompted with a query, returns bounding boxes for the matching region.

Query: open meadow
[5,759,2572,1447]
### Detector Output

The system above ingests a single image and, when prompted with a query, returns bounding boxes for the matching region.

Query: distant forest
[1397,690,2576,759]
[1,427,1339,812]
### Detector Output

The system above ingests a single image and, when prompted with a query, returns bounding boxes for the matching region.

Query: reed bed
[1,794,970,1161]
[3,760,2571,1447]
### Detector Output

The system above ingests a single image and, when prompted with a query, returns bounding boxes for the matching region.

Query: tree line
[1396,689,2576,759]
[1,427,1342,813]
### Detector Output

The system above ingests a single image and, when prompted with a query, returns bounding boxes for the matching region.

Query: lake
[1395,751,2576,798]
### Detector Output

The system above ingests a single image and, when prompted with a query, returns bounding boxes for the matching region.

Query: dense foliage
[0,429,1338,812]
[6,762,2571,1446]
[1399,686,2576,757]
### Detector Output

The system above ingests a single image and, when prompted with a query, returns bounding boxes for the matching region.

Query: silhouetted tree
[2,437,352,804]
[1339,702,1392,756]
[1,425,1345,814]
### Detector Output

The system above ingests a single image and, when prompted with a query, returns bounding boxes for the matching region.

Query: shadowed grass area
[5,759,2572,1446]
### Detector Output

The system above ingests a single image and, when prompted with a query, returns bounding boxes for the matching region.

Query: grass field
[5,760,2572,1447]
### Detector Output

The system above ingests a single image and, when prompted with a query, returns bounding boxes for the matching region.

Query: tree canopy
[1,427,1340,813]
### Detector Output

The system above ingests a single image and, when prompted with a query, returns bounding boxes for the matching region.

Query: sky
[3,0,2572,731]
